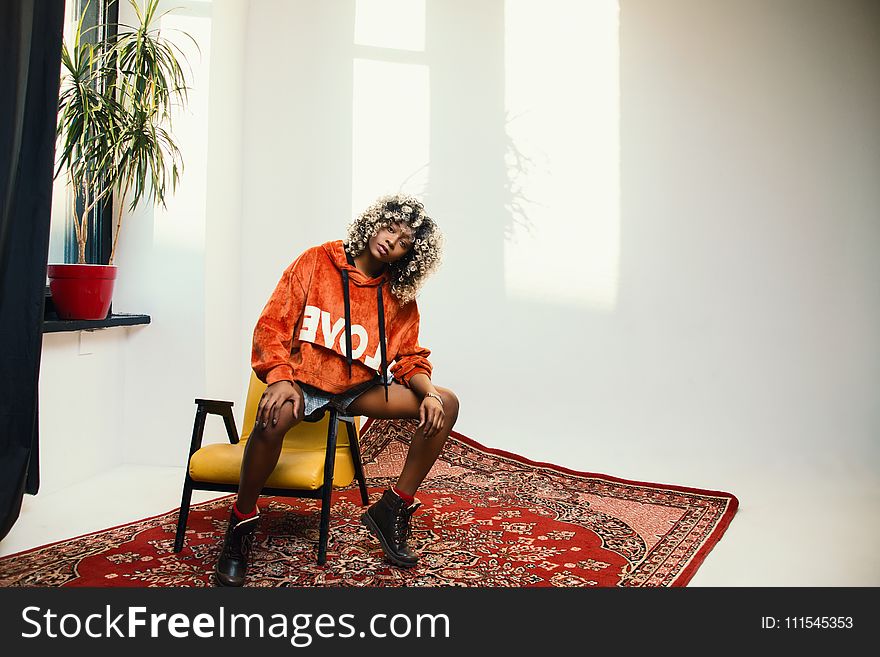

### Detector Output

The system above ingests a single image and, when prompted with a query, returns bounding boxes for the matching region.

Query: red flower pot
[47,264,118,320]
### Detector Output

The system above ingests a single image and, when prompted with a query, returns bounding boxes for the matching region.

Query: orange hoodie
[252,240,432,395]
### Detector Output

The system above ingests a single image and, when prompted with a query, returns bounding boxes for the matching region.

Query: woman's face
[368,221,414,263]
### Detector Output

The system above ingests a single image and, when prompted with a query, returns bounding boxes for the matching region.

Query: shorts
[296,375,386,421]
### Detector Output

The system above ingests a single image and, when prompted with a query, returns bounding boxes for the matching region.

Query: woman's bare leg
[349,381,460,567]
[346,382,460,495]
[235,400,302,513]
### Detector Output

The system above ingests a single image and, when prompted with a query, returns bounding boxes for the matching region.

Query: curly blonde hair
[344,194,444,305]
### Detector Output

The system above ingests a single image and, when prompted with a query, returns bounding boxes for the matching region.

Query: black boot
[214,509,259,587]
[360,489,421,568]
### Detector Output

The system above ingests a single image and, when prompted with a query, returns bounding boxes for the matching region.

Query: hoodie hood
[322,240,390,401]
[322,240,389,287]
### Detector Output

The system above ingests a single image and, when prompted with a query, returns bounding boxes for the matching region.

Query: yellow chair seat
[189,441,355,489]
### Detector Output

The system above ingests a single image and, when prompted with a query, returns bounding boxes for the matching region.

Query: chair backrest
[240,372,360,448]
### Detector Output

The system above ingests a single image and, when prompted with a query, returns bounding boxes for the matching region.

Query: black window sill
[42,285,150,333]
[43,313,151,333]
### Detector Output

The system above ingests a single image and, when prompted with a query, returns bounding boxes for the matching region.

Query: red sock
[232,502,257,520]
[392,486,415,505]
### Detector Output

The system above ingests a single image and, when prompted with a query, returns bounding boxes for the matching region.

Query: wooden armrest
[194,398,234,413]
[188,399,239,458]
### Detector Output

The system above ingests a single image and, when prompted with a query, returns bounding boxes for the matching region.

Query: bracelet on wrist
[423,392,443,407]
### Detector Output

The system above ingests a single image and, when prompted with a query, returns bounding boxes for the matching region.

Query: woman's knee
[438,387,460,424]
[251,402,300,443]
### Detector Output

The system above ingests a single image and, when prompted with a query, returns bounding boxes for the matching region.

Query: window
[44,0,149,331]
[47,0,118,270]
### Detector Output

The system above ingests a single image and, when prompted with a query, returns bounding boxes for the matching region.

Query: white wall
[204,0,249,405]
[39,0,250,488]
[111,0,209,465]
[616,0,880,484]
[38,0,879,503]
[239,0,357,330]
[38,331,126,494]
[240,0,880,493]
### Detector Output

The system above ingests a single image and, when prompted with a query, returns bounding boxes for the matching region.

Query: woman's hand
[256,380,303,430]
[418,395,445,438]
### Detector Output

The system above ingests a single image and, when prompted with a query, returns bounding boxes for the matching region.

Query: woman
[215,193,460,586]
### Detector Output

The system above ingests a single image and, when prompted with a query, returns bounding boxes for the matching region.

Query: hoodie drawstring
[341,268,353,377]
[342,249,389,401]
[377,284,389,402]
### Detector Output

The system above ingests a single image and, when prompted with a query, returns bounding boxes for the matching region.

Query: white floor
[1,461,878,587]
[0,466,229,562]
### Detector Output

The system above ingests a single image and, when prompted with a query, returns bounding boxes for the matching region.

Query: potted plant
[49,0,192,320]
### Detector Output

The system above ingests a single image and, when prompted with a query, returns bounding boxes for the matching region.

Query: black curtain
[0,0,66,541]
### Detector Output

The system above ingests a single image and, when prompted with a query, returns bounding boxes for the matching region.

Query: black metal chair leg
[345,420,370,505]
[317,409,340,565]
[174,477,194,553]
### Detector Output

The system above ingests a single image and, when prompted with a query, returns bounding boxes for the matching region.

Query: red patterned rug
[0,419,737,587]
